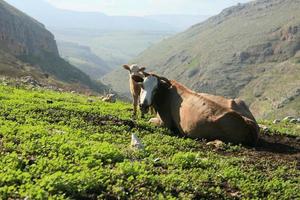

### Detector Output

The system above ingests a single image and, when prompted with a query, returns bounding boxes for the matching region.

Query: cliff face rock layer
[0,0,107,92]
[103,0,300,119]
[0,0,58,57]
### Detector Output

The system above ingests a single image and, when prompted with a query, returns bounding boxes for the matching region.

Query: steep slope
[0,0,106,92]
[103,0,300,119]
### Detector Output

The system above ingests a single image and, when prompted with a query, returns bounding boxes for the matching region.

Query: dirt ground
[221,133,300,169]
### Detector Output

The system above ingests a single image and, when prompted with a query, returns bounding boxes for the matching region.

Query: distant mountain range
[5,0,207,32]
[103,0,300,119]
[0,0,107,92]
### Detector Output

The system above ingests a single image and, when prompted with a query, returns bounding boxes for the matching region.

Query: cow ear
[123,64,130,71]
[139,67,146,72]
[132,75,144,83]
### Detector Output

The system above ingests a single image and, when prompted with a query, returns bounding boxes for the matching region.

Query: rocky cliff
[0,0,58,57]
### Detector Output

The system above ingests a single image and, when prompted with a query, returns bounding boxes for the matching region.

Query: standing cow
[123,64,146,118]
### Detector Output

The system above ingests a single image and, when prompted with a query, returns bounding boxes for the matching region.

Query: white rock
[258,124,270,133]
[282,116,294,122]
[290,119,298,124]
[206,140,225,149]
[102,94,116,103]
[131,134,144,150]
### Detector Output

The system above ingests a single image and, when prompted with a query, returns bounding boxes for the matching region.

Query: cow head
[123,64,146,80]
[132,72,170,113]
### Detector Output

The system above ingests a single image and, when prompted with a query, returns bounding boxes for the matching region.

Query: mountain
[0,0,106,92]
[103,0,300,119]
[5,0,175,31]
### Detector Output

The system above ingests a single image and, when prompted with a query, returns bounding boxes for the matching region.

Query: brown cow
[133,73,259,146]
[123,64,146,118]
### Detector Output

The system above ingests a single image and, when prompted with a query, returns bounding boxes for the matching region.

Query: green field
[0,84,299,199]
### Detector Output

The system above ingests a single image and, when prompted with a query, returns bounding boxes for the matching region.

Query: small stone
[131,134,144,150]
[102,94,116,103]
[259,124,270,133]
[207,140,225,149]
[282,116,294,122]
[273,119,280,124]
[290,119,298,124]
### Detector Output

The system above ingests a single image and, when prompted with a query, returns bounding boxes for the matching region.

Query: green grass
[0,84,299,199]
[259,120,300,137]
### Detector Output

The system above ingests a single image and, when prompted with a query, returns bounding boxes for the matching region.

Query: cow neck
[152,80,172,124]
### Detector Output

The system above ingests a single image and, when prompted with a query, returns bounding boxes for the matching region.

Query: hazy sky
[46,0,252,16]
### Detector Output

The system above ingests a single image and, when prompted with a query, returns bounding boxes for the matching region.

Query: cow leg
[140,102,145,118]
[149,114,164,126]
[132,95,138,118]
[149,117,163,126]
[150,106,156,116]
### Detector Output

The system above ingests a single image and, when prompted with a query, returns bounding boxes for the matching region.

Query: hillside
[0,0,106,92]
[57,41,111,79]
[145,15,210,31]
[103,0,300,119]
[0,83,299,199]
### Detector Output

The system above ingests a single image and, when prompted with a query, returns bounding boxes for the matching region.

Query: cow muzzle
[139,103,149,114]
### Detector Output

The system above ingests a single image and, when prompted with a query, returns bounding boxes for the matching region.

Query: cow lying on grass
[132,72,259,146]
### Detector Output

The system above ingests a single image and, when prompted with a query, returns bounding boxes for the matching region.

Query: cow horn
[142,71,150,77]
[151,74,171,87]
[159,76,171,86]
[139,67,146,72]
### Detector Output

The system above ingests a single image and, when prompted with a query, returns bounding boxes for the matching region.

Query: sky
[46,0,252,16]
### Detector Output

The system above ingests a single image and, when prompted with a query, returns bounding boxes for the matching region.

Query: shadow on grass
[256,134,300,154]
